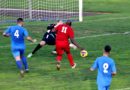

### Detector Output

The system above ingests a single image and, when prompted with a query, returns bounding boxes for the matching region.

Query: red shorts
[56,41,70,55]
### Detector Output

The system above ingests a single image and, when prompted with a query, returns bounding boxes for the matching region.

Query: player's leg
[12,49,24,77]
[56,45,64,70]
[105,85,110,90]
[97,85,106,90]
[20,49,29,73]
[65,44,76,68]
[27,41,46,58]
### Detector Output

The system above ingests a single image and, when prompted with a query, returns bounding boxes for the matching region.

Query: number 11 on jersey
[61,27,67,33]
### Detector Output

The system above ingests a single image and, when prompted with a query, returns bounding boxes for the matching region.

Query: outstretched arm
[70,38,84,50]
[26,36,37,43]
[3,33,10,37]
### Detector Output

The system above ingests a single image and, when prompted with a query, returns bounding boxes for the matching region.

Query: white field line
[75,32,130,39]
[0,31,130,48]
[88,16,130,22]
[115,87,130,90]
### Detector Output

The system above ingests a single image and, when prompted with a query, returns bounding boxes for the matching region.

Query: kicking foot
[27,53,33,58]
[20,70,24,78]
[72,63,77,69]
[56,62,61,71]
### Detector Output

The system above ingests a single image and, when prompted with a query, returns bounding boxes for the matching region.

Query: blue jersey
[91,56,116,86]
[4,25,28,49]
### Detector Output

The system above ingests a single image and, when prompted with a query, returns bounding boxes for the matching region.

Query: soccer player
[3,18,36,77]
[55,20,84,70]
[90,45,117,90]
[27,24,56,58]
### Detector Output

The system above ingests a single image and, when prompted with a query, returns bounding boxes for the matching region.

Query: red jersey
[55,24,74,42]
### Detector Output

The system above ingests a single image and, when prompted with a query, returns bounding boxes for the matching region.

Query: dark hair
[17,18,24,23]
[104,45,111,52]
[66,20,72,26]
[47,24,55,30]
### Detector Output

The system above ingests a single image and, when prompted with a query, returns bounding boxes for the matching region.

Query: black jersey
[42,30,56,45]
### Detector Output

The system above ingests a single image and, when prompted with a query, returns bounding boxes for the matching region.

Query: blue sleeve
[4,26,11,34]
[111,60,116,73]
[23,28,29,37]
[91,58,98,70]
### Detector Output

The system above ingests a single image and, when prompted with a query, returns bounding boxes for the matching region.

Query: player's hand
[32,39,37,43]
[80,48,85,51]
[3,33,10,37]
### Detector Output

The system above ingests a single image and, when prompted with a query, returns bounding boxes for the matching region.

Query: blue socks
[16,60,22,70]
[21,57,28,70]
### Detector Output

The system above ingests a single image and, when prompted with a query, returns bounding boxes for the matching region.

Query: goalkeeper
[27,24,56,58]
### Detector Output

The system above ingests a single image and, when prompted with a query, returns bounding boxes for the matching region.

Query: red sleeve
[54,25,59,31]
[69,27,74,38]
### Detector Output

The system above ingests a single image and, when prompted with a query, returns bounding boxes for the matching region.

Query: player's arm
[3,27,11,37]
[26,36,36,43]
[24,29,36,43]
[52,20,63,32]
[111,61,117,76]
[70,38,84,50]
[90,59,98,71]
[3,33,10,37]
[69,27,84,50]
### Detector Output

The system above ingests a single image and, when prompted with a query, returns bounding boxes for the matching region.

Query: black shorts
[42,32,56,45]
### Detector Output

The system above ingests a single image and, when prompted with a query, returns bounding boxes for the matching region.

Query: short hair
[104,45,111,52]
[47,24,55,30]
[66,20,72,26]
[17,18,24,23]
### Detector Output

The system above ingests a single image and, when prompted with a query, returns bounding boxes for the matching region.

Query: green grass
[1,0,130,90]
[85,0,130,13]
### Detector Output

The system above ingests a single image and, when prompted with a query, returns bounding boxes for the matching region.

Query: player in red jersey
[55,20,84,70]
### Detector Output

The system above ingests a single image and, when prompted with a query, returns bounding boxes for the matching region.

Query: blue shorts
[11,48,25,58]
[98,85,110,90]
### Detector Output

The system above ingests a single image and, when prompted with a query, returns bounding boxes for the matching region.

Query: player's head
[104,45,111,53]
[47,24,55,30]
[17,18,24,26]
[66,20,72,26]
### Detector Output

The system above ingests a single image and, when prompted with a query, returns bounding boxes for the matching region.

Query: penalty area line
[75,31,130,39]
[0,31,130,48]
[115,87,130,90]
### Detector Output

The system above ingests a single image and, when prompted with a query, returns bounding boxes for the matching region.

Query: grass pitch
[0,0,130,90]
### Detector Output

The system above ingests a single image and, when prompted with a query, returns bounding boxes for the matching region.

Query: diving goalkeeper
[27,24,56,58]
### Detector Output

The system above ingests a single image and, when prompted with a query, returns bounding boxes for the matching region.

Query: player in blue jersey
[90,45,117,90]
[3,18,36,77]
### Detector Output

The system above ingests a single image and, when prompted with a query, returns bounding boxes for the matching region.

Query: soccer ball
[80,50,88,57]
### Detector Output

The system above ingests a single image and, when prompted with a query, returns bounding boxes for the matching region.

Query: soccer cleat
[51,51,57,55]
[20,70,24,78]
[27,53,33,58]
[72,63,77,69]
[25,69,29,73]
[56,62,61,71]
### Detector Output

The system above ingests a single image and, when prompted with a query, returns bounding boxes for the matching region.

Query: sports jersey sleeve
[23,29,29,37]
[4,26,11,34]
[69,27,74,38]
[111,60,116,73]
[54,25,60,32]
[91,58,98,70]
